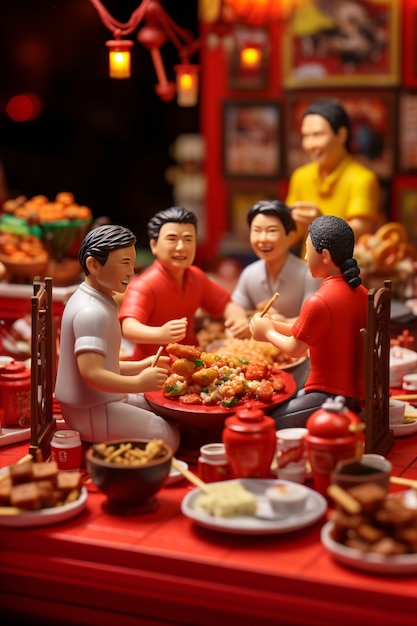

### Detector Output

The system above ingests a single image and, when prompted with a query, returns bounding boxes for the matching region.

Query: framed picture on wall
[392,177,417,247]
[228,189,276,234]
[399,91,417,171]
[282,0,400,88]
[223,101,281,179]
[284,90,395,179]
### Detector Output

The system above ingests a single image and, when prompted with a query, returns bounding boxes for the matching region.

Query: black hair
[78,224,136,275]
[308,215,361,288]
[147,206,197,241]
[303,99,351,152]
[246,200,296,235]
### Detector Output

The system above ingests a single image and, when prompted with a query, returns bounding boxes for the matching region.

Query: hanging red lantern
[223,0,288,26]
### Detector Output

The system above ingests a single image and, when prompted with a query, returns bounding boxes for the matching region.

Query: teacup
[331,454,392,492]
[402,373,417,391]
[389,399,406,425]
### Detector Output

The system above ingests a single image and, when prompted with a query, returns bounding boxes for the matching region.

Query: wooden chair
[360,280,394,455]
[29,277,56,461]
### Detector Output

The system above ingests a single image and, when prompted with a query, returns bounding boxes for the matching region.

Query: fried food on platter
[208,338,300,369]
[163,344,286,408]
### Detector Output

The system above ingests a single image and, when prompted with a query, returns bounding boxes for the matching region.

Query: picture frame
[228,188,276,234]
[223,101,281,179]
[284,90,395,179]
[392,176,417,248]
[227,25,270,90]
[398,91,417,171]
[282,0,400,88]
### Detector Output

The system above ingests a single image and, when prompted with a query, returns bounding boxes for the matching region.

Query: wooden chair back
[361,280,394,455]
[29,277,56,460]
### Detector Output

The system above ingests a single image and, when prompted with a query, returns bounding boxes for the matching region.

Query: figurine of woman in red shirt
[250,215,368,428]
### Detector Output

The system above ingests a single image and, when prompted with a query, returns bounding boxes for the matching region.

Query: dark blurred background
[0,0,200,248]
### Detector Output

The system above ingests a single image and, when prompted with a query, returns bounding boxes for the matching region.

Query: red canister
[305,396,365,496]
[0,362,31,428]
[222,402,277,479]
[198,443,232,483]
[50,430,82,471]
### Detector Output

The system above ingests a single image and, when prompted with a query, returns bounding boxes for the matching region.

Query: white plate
[321,518,417,575]
[181,478,327,535]
[0,487,88,528]
[0,427,31,447]
[166,458,188,486]
[391,418,417,438]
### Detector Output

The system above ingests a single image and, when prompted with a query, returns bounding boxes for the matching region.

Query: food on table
[355,221,417,270]
[0,461,83,513]
[265,483,309,515]
[208,338,302,369]
[328,481,417,555]
[164,342,286,407]
[3,191,92,223]
[196,481,257,518]
[93,438,167,466]
[0,232,48,263]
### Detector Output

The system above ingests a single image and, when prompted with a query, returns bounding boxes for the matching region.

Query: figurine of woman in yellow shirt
[287,98,380,243]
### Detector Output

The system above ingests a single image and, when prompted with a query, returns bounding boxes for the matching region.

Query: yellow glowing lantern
[174,64,200,107]
[106,40,134,79]
[240,45,261,70]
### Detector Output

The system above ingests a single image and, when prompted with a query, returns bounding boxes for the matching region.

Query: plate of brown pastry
[322,482,417,575]
[0,461,87,527]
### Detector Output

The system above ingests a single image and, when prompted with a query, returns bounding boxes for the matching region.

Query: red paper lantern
[224,0,284,26]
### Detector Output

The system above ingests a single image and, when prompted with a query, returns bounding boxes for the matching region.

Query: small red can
[50,429,82,471]
[198,443,232,483]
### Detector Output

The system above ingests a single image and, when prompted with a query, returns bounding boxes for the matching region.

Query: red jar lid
[0,362,31,381]
[306,396,363,439]
[224,402,275,433]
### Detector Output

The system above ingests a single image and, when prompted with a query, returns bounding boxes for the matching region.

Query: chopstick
[0,453,33,484]
[171,458,210,494]
[390,476,417,490]
[151,346,164,367]
[390,394,417,402]
[260,292,280,317]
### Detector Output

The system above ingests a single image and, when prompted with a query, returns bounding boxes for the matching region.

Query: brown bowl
[86,439,173,511]
[0,253,49,283]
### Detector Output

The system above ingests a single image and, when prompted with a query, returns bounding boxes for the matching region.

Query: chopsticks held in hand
[151,346,164,367]
[260,292,280,317]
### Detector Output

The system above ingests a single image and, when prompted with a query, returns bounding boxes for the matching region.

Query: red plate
[144,370,297,428]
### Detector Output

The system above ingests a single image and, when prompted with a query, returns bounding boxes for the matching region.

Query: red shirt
[292,275,368,400]
[119,261,231,360]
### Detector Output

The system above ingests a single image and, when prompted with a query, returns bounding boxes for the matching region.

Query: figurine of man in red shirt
[250,214,368,428]
[119,207,249,360]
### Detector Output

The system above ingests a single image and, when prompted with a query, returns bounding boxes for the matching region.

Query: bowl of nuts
[86,438,173,512]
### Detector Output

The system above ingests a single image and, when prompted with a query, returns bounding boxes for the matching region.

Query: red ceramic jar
[305,396,365,496]
[0,362,31,428]
[222,402,276,479]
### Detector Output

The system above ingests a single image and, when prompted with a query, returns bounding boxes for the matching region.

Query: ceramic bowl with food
[389,399,406,425]
[86,438,173,510]
[265,482,309,516]
[331,454,392,492]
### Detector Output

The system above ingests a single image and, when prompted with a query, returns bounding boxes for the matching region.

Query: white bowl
[389,399,406,425]
[265,482,309,515]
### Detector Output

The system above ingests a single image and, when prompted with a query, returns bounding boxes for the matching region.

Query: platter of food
[391,404,417,437]
[205,338,306,372]
[181,478,327,535]
[0,461,87,527]
[321,518,417,575]
[0,486,88,528]
[322,485,417,575]
[145,342,297,427]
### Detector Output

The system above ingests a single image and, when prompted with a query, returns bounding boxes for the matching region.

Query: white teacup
[389,399,406,425]
[402,373,417,391]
